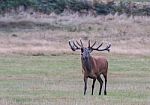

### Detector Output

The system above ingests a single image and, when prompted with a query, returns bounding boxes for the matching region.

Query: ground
[0,13,150,105]
[0,54,149,105]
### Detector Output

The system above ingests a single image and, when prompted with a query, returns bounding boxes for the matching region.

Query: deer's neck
[81,56,92,73]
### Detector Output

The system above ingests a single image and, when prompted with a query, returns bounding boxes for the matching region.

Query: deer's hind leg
[103,74,107,95]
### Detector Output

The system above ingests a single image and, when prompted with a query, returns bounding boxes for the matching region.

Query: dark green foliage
[0,0,33,11]
[0,0,150,16]
[33,0,92,14]
[115,1,150,16]
[135,7,150,16]
[94,2,116,15]
[67,0,91,12]
[33,0,68,14]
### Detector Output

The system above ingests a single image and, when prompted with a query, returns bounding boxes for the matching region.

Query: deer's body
[82,56,108,78]
[69,40,111,95]
[82,56,108,95]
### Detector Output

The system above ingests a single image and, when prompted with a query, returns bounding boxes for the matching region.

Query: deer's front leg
[84,76,88,95]
[91,78,96,95]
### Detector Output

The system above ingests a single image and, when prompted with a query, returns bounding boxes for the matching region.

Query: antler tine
[69,40,76,51]
[96,42,103,49]
[73,41,80,49]
[99,43,111,52]
[88,40,90,48]
[91,41,97,48]
[80,39,83,48]
[68,40,81,51]
[104,43,111,52]
[76,40,82,47]
[106,44,111,52]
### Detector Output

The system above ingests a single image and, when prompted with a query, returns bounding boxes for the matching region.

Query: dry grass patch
[0,13,150,56]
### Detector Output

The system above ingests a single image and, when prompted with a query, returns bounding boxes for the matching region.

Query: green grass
[0,54,149,105]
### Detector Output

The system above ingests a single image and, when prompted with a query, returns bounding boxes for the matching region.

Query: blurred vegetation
[0,0,33,13]
[0,0,150,16]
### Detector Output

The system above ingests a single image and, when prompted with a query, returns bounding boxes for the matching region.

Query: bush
[0,0,34,13]
[33,0,67,14]
[0,0,150,16]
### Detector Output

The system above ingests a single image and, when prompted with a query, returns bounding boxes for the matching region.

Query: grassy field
[0,54,149,105]
[0,12,150,105]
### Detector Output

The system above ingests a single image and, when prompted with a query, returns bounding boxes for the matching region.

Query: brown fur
[82,56,108,78]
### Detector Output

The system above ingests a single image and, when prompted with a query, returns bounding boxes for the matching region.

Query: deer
[69,39,111,95]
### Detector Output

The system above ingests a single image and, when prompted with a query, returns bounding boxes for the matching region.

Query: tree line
[0,0,150,16]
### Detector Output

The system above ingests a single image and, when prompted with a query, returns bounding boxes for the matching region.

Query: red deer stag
[69,39,111,95]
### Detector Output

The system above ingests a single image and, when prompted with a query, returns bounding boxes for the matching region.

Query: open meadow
[0,54,149,105]
[0,12,150,105]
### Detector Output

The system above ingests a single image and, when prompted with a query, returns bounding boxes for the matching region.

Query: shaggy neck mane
[81,56,92,73]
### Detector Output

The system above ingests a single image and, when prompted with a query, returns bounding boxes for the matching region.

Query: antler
[88,40,97,48]
[69,39,83,51]
[76,39,83,48]
[88,40,111,52]
[93,43,111,52]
